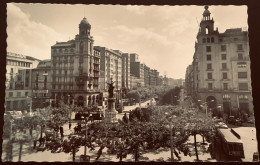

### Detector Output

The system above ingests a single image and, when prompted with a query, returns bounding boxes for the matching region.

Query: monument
[103,78,118,123]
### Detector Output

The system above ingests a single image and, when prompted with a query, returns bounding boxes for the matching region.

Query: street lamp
[165,112,176,162]
[84,116,89,156]
[198,100,214,117]
[27,96,33,116]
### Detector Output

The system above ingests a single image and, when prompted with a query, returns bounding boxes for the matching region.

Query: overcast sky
[7,3,248,79]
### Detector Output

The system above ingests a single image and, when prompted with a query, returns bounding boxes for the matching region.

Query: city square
[2,4,258,162]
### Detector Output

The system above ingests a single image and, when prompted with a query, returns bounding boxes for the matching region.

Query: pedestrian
[78,124,82,132]
[123,113,128,123]
[60,126,64,137]
[69,121,72,130]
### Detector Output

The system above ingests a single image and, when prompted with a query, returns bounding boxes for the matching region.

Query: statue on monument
[107,78,115,98]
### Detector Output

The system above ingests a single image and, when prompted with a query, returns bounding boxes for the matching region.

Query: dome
[80,17,90,25]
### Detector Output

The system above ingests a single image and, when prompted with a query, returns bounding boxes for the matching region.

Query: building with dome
[50,17,101,107]
[186,6,252,115]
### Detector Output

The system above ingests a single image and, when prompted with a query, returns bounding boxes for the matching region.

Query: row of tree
[43,105,215,162]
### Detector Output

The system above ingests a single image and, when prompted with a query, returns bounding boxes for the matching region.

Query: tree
[126,91,141,104]
[182,110,215,161]
[15,131,32,161]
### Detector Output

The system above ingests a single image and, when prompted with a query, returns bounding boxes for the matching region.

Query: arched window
[211,37,214,43]
[206,27,209,34]
[80,41,84,53]
[203,38,206,43]
[207,38,210,43]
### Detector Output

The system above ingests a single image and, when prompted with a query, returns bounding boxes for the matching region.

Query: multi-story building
[130,53,139,62]
[130,74,139,89]
[122,53,131,89]
[130,61,145,87]
[144,64,150,87]
[94,46,122,92]
[5,52,40,111]
[185,65,193,96]
[51,17,101,107]
[190,6,252,114]
[31,60,52,108]
[149,69,157,86]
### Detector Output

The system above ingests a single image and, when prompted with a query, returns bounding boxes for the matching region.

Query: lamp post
[27,96,33,116]
[198,100,214,117]
[84,116,89,156]
[165,112,176,162]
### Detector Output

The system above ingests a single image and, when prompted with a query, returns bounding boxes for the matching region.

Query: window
[221,54,226,60]
[207,55,211,61]
[207,64,212,70]
[238,53,243,60]
[9,83,13,89]
[237,62,246,68]
[206,46,211,52]
[208,83,213,90]
[9,92,13,97]
[17,92,21,97]
[207,73,212,79]
[203,38,206,43]
[223,72,228,79]
[237,44,243,50]
[221,45,226,52]
[25,92,28,96]
[222,63,227,69]
[211,37,214,43]
[223,83,228,90]
[239,83,248,90]
[207,38,210,43]
[10,68,13,73]
[80,41,84,53]
[238,72,247,78]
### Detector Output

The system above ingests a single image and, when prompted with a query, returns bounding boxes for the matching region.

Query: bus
[214,128,245,160]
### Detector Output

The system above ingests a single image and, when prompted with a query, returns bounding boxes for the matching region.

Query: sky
[6,4,248,79]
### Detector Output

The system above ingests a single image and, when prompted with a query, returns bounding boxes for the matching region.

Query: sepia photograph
[2,3,258,162]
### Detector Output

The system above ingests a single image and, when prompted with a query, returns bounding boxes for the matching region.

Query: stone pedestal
[104,98,118,123]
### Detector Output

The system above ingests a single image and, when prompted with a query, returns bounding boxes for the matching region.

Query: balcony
[231,56,250,61]
[198,88,250,93]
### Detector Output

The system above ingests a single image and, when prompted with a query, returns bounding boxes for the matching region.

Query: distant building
[130,53,139,62]
[143,64,150,87]
[5,52,40,111]
[130,61,144,87]
[122,53,131,89]
[51,17,101,107]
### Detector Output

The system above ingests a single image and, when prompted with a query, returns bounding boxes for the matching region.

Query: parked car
[227,116,242,126]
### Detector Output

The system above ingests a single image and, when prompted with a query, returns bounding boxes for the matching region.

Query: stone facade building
[50,17,101,107]
[31,60,52,108]
[187,6,252,114]
[94,46,122,92]
[5,52,40,111]
[122,53,131,89]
